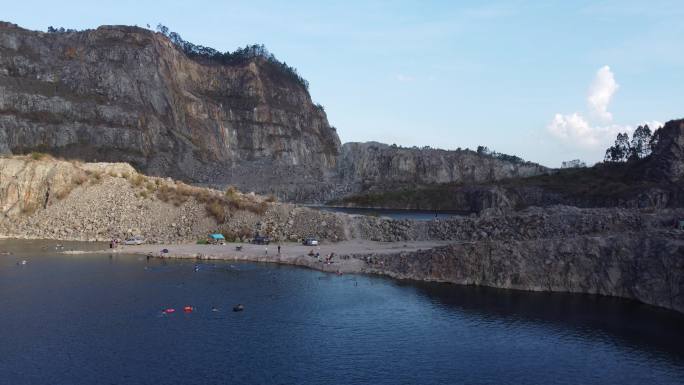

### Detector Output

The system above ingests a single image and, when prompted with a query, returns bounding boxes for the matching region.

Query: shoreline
[78,240,451,275]
[44,232,684,315]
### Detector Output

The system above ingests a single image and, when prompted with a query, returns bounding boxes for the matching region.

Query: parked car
[124,237,144,245]
[251,235,271,245]
[302,237,319,246]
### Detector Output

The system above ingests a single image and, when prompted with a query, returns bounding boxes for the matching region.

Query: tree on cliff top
[155,24,309,91]
[604,125,655,163]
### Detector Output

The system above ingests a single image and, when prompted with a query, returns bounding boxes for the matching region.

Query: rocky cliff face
[345,205,684,312]
[362,231,684,313]
[339,142,547,190]
[0,155,135,218]
[0,156,352,242]
[1,155,682,312]
[337,120,684,212]
[0,22,340,200]
[0,22,550,202]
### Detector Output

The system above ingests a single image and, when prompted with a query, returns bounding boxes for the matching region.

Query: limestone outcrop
[0,155,135,217]
[0,22,548,202]
[0,22,340,201]
[338,142,547,191]
[336,119,684,211]
[359,231,684,313]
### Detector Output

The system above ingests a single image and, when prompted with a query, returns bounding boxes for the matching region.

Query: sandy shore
[93,240,451,274]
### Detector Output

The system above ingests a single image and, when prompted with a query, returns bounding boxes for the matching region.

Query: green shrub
[30,152,47,161]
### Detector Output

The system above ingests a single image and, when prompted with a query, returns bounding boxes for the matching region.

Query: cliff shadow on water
[402,280,684,362]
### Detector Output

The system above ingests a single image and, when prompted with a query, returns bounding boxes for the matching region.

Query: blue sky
[3,0,683,166]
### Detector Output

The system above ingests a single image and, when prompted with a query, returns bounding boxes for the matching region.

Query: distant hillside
[333,118,684,212]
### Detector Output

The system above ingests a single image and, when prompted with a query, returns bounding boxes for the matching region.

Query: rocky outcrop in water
[360,230,684,313]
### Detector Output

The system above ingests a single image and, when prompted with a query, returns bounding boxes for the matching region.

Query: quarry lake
[1,240,683,385]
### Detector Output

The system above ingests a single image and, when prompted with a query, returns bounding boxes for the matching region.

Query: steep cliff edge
[0,22,549,202]
[338,142,547,194]
[0,22,340,200]
[361,231,684,313]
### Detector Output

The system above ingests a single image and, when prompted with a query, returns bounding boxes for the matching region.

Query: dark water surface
[311,206,468,221]
[1,240,683,385]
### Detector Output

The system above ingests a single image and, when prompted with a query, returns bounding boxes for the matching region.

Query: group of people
[263,245,282,255]
[109,238,122,249]
[307,249,335,264]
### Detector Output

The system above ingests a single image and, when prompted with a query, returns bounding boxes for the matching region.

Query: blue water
[311,206,468,221]
[0,240,683,385]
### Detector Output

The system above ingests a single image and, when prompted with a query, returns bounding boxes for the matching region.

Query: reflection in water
[405,280,684,362]
[0,239,683,385]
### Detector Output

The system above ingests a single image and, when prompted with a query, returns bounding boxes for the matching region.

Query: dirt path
[95,240,450,274]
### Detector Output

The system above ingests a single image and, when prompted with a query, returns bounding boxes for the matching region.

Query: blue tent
[209,233,225,240]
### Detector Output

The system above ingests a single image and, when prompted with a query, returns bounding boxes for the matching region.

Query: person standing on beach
[265,246,268,255]
[277,245,281,254]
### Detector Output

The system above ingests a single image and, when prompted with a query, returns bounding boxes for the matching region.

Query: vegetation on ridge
[17,154,272,223]
[155,24,310,91]
[332,161,663,211]
[604,124,659,163]
[45,23,311,91]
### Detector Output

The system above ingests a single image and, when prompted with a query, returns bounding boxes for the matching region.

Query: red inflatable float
[183,306,193,313]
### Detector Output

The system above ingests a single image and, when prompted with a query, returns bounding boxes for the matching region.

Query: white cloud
[587,65,619,122]
[548,113,628,149]
[547,65,630,150]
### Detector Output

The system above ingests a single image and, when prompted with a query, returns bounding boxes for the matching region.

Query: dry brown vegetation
[121,178,271,223]
[54,188,72,200]
[86,170,103,185]
[21,202,39,216]
[17,154,271,223]
[130,174,145,187]
[71,172,88,186]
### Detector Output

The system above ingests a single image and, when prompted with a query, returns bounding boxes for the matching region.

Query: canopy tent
[209,233,226,240]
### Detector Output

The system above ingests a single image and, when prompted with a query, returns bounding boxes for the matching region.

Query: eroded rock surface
[360,231,684,313]
[0,22,339,201]
[0,22,548,202]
